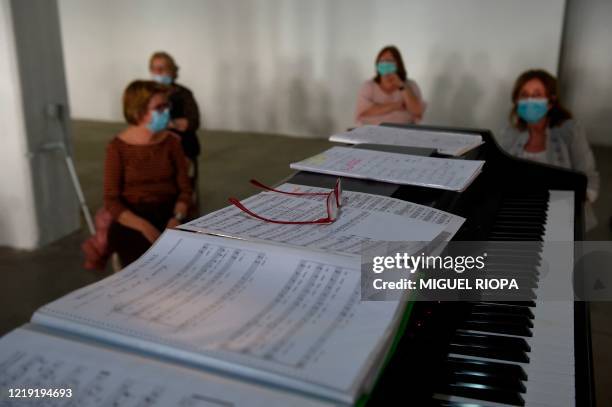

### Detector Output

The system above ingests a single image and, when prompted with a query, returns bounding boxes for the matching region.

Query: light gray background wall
[8,0,80,247]
[559,0,612,146]
[58,0,565,138]
[0,0,38,248]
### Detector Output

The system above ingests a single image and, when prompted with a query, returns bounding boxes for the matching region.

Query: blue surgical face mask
[147,108,170,133]
[152,74,173,85]
[376,61,397,76]
[517,98,549,123]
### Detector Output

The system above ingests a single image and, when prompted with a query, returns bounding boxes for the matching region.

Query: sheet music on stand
[329,125,483,156]
[290,146,484,192]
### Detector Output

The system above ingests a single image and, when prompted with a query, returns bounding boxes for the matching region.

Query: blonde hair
[122,80,168,125]
[149,51,179,79]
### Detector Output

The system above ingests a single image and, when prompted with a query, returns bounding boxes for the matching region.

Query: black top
[169,83,201,158]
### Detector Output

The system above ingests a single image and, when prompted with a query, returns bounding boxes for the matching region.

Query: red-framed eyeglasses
[228,179,343,225]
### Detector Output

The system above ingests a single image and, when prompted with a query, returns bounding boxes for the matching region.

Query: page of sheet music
[178,190,453,255]
[329,125,483,156]
[290,146,485,191]
[274,183,464,239]
[0,327,331,407]
[33,230,403,402]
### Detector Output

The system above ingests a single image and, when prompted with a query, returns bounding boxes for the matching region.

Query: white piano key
[447,191,577,406]
[523,190,575,407]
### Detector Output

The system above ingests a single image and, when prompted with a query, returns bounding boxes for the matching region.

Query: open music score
[290,147,484,191]
[0,327,331,406]
[29,230,407,404]
[329,125,484,156]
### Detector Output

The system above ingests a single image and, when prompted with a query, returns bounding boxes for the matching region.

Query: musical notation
[32,231,403,397]
[0,328,330,407]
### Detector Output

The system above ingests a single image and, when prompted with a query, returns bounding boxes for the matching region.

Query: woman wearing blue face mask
[499,69,599,229]
[354,45,426,126]
[149,51,201,215]
[103,80,193,267]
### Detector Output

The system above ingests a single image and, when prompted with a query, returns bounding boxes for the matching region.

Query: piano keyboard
[432,190,576,407]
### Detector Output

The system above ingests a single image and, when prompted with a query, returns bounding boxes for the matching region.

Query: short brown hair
[510,69,572,131]
[149,51,179,79]
[122,80,168,125]
[374,45,408,84]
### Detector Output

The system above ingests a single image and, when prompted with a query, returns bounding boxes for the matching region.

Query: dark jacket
[169,83,201,158]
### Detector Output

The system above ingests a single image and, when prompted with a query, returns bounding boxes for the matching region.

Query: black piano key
[450,332,531,363]
[491,224,545,235]
[495,212,547,220]
[496,210,547,219]
[501,199,548,206]
[484,256,542,267]
[449,343,529,363]
[499,202,548,213]
[484,249,542,260]
[446,357,528,381]
[469,303,535,319]
[499,202,547,210]
[453,331,531,352]
[437,381,525,406]
[461,319,533,337]
[489,232,544,241]
[503,197,548,203]
[494,215,546,222]
[495,214,546,223]
[502,201,548,207]
[493,216,546,223]
[490,300,536,307]
[485,265,540,277]
[489,235,542,242]
[483,248,543,259]
[430,400,489,407]
[478,288,537,302]
[484,264,541,276]
[441,370,527,393]
[500,198,548,206]
[468,312,533,328]
[485,263,540,271]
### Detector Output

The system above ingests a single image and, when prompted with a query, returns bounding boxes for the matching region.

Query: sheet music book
[0,326,332,406]
[330,125,484,156]
[179,183,465,255]
[2,230,409,406]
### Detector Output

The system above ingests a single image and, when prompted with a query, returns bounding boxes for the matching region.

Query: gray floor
[0,120,610,405]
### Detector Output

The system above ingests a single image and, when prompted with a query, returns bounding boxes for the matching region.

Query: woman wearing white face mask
[103,80,192,267]
[499,69,600,229]
[354,45,426,126]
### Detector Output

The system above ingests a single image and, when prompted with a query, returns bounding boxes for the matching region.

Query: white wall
[0,1,39,249]
[560,0,612,145]
[11,0,81,247]
[58,0,565,137]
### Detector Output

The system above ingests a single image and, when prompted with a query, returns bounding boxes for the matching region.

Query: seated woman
[149,51,201,215]
[104,80,193,267]
[354,45,426,126]
[499,69,599,228]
